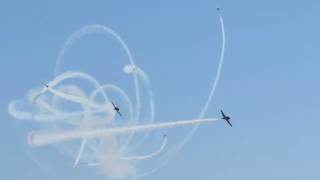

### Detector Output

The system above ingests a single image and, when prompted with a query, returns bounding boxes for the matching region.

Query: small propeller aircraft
[111,101,122,117]
[220,110,232,127]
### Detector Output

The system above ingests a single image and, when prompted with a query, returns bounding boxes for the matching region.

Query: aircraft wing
[111,101,115,108]
[226,120,232,127]
[220,110,226,117]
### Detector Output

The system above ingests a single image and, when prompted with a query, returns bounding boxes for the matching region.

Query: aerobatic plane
[111,101,122,117]
[220,110,232,127]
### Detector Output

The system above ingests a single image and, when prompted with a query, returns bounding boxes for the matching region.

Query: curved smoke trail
[7,9,226,179]
[168,10,226,155]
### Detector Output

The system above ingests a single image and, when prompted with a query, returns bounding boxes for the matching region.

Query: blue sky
[1,0,320,179]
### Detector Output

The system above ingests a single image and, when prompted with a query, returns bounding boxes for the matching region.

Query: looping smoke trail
[129,67,155,149]
[122,135,167,161]
[7,10,226,179]
[53,25,142,131]
[47,85,104,109]
[87,135,167,167]
[167,9,226,155]
[8,24,157,178]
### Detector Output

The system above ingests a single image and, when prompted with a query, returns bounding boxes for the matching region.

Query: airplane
[163,134,167,138]
[220,110,232,127]
[45,84,49,88]
[111,101,122,117]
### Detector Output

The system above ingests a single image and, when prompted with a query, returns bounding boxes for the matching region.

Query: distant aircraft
[45,84,49,88]
[163,134,167,138]
[111,101,122,117]
[220,110,232,127]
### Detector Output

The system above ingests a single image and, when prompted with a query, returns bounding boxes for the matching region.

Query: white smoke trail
[89,84,135,151]
[53,25,142,137]
[8,103,107,122]
[74,138,87,167]
[28,118,218,147]
[129,67,156,148]
[70,85,92,168]
[51,25,162,178]
[87,135,167,167]
[29,91,60,114]
[7,11,227,179]
[170,10,226,154]
[122,135,167,161]
[46,86,104,110]
[8,87,113,124]
[41,71,108,100]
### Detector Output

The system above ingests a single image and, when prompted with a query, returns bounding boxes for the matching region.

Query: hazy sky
[1,0,320,179]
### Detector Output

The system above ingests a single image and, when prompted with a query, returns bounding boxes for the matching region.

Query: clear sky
[1,0,320,179]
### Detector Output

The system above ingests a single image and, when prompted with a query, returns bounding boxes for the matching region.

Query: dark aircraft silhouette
[163,134,167,138]
[220,110,232,127]
[111,101,122,117]
[45,84,49,88]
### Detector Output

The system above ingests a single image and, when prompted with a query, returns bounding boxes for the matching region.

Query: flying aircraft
[111,101,122,117]
[163,134,167,138]
[220,110,232,127]
[45,84,49,88]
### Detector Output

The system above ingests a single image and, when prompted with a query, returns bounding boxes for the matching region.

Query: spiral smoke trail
[7,9,226,179]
